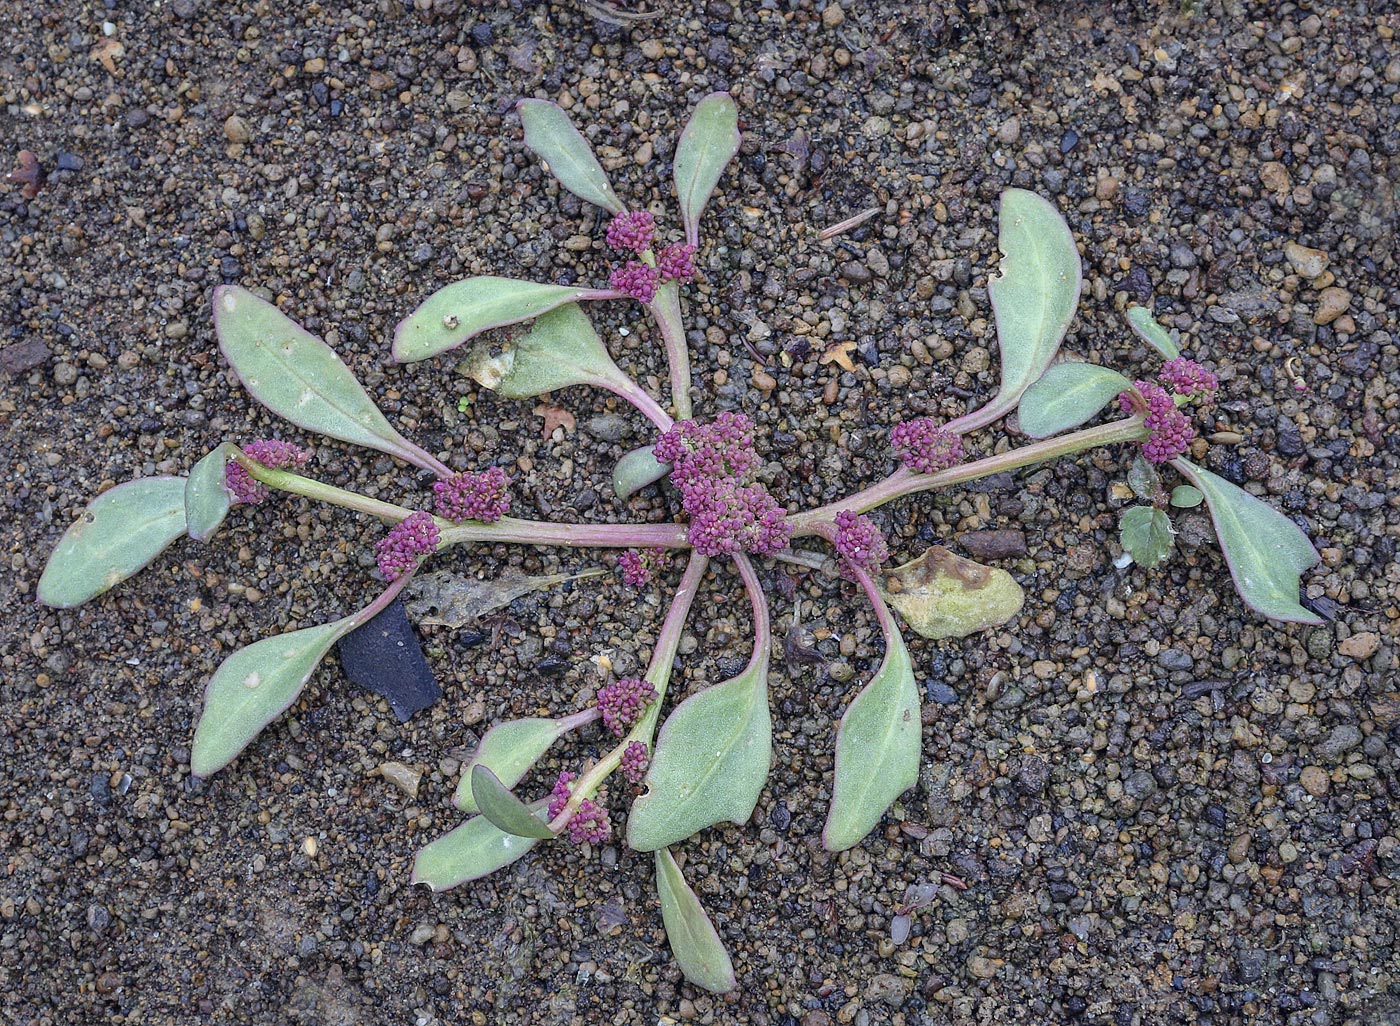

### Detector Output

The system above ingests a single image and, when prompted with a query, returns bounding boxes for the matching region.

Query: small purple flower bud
[547,770,577,820]
[1158,357,1219,402]
[619,548,667,588]
[620,741,649,783]
[833,510,888,575]
[374,511,440,581]
[433,466,511,523]
[609,260,660,303]
[597,677,658,737]
[566,799,611,845]
[605,210,655,253]
[1122,380,1196,463]
[890,418,963,475]
[657,242,697,283]
[224,439,312,504]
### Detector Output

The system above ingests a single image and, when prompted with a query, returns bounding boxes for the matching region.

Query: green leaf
[1126,305,1180,360]
[1171,459,1322,624]
[1119,506,1175,568]
[190,617,354,777]
[613,444,670,501]
[1127,455,1162,500]
[654,848,736,994]
[1169,485,1204,508]
[411,811,543,890]
[517,99,624,213]
[1017,362,1132,438]
[470,765,557,839]
[185,442,238,543]
[456,303,631,399]
[626,656,771,852]
[214,286,427,466]
[454,712,595,813]
[392,277,612,364]
[949,189,1082,432]
[823,624,921,852]
[38,477,189,608]
[673,92,740,245]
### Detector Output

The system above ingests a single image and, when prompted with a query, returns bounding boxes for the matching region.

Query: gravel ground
[2,1,1398,1024]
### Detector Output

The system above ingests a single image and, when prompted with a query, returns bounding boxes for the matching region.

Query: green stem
[847,561,899,641]
[786,416,1148,535]
[596,373,674,433]
[439,517,691,550]
[731,552,771,678]
[347,568,416,629]
[647,283,693,421]
[239,457,418,521]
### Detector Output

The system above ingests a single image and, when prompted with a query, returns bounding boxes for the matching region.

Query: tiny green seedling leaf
[191,617,354,777]
[469,765,558,839]
[1018,362,1133,438]
[392,277,614,364]
[1127,455,1162,500]
[1119,506,1175,568]
[214,286,430,467]
[453,711,597,813]
[627,654,771,852]
[411,810,543,890]
[517,99,624,213]
[1126,305,1181,360]
[38,477,189,608]
[948,189,1082,433]
[1172,459,1322,624]
[185,442,239,543]
[673,92,740,246]
[824,621,920,852]
[613,444,671,501]
[1169,485,1204,508]
[655,848,736,994]
[457,303,632,399]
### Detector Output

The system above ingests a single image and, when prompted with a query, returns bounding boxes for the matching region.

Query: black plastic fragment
[337,597,440,722]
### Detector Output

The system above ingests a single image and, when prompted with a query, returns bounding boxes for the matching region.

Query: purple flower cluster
[657,242,696,283]
[224,439,312,504]
[609,260,660,303]
[1120,380,1195,463]
[833,510,888,576]
[547,770,577,819]
[620,740,649,783]
[605,210,655,253]
[889,419,963,475]
[433,466,510,523]
[597,677,658,737]
[619,548,667,587]
[654,412,760,484]
[375,511,440,581]
[1159,357,1219,402]
[567,800,611,845]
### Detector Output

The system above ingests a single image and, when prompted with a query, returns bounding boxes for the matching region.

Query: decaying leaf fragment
[881,546,1024,640]
[403,568,604,629]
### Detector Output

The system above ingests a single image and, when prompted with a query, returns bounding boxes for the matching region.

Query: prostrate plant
[37,95,1323,991]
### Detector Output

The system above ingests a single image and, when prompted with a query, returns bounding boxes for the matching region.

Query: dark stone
[337,597,441,721]
[1060,129,1079,153]
[1,339,52,375]
[56,152,84,171]
[957,529,1026,560]
[926,682,958,705]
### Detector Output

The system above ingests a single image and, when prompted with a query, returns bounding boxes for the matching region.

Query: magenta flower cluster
[620,740,649,783]
[567,800,611,844]
[657,242,696,283]
[833,510,888,576]
[609,261,660,303]
[433,466,510,523]
[547,770,577,819]
[225,439,312,504]
[653,413,791,557]
[1120,380,1194,463]
[598,677,658,737]
[374,511,440,581]
[1158,357,1219,402]
[606,210,655,253]
[889,419,964,475]
[619,548,668,587]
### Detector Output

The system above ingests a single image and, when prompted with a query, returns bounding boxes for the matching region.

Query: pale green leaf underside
[1170,485,1204,508]
[214,286,419,463]
[411,811,543,890]
[470,765,557,839]
[1127,455,1161,500]
[613,445,671,501]
[38,477,189,608]
[190,617,353,777]
[393,277,605,364]
[1172,459,1322,624]
[185,442,238,543]
[655,848,736,994]
[518,99,624,213]
[673,92,740,245]
[460,302,628,399]
[1126,305,1181,360]
[823,627,921,852]
[454,717,581,813]
[951,189,1082,432]
[1119,506,1175,568]
[627,657,771,852]
[1018,362,1132,438]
